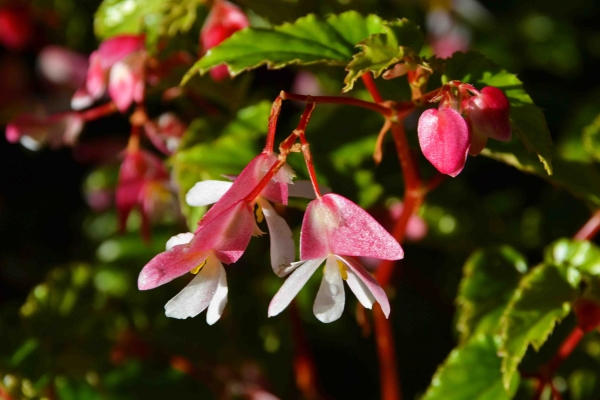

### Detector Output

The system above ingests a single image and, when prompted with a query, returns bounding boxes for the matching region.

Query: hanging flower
[268,193,404,323]
[5,112,84,150]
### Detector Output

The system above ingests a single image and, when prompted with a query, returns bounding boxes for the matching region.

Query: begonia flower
[465,86,511,156]
[72,34,145,110]
[6,112,84,150]
[200,0,249,81]
[143,112,186,155]
[116,149,172,240]
[138,152,298,322]
[268,193,404,323]
[417,107,470,177]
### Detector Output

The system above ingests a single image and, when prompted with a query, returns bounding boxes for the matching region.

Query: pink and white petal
[338,255,390,318]
[97,34,145,67]
[268,258,324,318]
[259,198,295,277]
[108,61,135,112]
[313,256,346,323]
[186,180,233,207]
[164,255,221,319]
[206,262,228,325]
[86,52,107,99]
[71,86,94,110]
[166,232,194,250]
[261,181,288,205]
[138,245,209,290]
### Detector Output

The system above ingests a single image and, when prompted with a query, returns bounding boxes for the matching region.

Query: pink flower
[465,86,511,156]
[143,112,186,155]
[6,112,84,150]
[37,45,88,89]
[200,0,249,81]
[138,152,301,322]
[72,35,146,110]
[417,107,470,177]
[268,194,403,323]
[116,149,171,240]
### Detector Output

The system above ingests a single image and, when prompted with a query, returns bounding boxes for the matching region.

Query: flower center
[337,260,348,280]
[190,260,207,275]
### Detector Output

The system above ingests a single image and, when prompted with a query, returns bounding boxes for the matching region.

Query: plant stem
[290,301,321,399]
[280,91,393,117]
[574,209,600,240]
[362,72,384,103]
[373,304,401,400]
[79,102,118,121]
[264,96,282,154]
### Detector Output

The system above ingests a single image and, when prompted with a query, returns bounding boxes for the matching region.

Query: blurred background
[2,0,600,398]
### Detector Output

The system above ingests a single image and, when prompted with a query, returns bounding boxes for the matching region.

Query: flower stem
[264,95,282,154]
[574,209,600,240]
[79,102,118,121]
[362,72,384,104]
[373,304,401,400]
[280,91,393,117]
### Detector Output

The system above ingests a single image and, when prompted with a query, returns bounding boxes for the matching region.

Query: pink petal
[258,198,295,277]
[86,52,107,100]
[201,0,249,50]
[71,86,94,110]
[465,86,511,143]
[209,65,230,81]
[418,108,470,177]
[192,201,255,264]
[313,256,345,323]
[97,34,145,68]
[108,54,144,113]
[268,258,324,318]
[138,244,209,290]
[164,255,222,319]
[301,194,404,261]
[338,255,390,317]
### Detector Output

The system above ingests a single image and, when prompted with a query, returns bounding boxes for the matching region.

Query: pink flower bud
[418,108,470,177]
[465,86,511,155]
[5,112,84,150]
[108,50,146,112]
[201,0,249,81]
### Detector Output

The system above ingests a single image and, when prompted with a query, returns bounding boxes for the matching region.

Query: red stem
[296,104,322,198]
[264,96,282,154]
[373,304,401,400]
[79,102,118,121]
[280,91,393,117]
[573,210,600,240]
[548,327,585,375]
[362,72,384,104]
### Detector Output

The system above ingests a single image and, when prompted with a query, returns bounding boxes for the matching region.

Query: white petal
[338,255,390,318]
[268,258,324,318]
[313,256,345,323]
[259,199,296,277]
[287,180,331,199]
[186,180,233,207]
[165,232,194,250]
[206,263,228,325]
[339,257,376,309]
[164,255,221,319]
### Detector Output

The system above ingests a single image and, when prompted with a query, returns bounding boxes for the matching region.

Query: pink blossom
[201,0,249,81]
[72,35,146,110]
[138,152,299,322]
[6,112,84,150]
[268,194,403,323]
[116,149,171,240]
[143,112,187,155]
[417,107,470,177]
[465,86,511,156]
[37,46,89,88]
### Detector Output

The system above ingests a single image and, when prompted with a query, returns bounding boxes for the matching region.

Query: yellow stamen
[337,260,348,280]
[190,260,207,275]
[255,203,264,223]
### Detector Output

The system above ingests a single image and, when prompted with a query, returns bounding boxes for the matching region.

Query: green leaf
[583,114,600,162]
[499,262,580,389]
[182,11,386,84]
[546,239,600,276]
[94,0,203,46]
[438,51,553,175]
[482,142,600,207]
[172,101,271,227]
[422,334,519,400]
[456,246,527,343]
[343,19,424,92]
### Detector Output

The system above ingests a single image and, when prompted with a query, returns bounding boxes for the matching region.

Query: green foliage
[437,51,553,175]
[583,114,600,162]
[422,334,519,400]
[343,19,424,91]
[455,246,527,343]
[94,0,203,46]
[182,11,386,84]
[499,262,579,388]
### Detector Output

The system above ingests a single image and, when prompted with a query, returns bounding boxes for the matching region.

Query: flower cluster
[138,151,404,324]
[417,81,511,176]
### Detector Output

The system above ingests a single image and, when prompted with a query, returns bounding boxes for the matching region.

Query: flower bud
[417,108,470,177]
[465,86,511,155]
